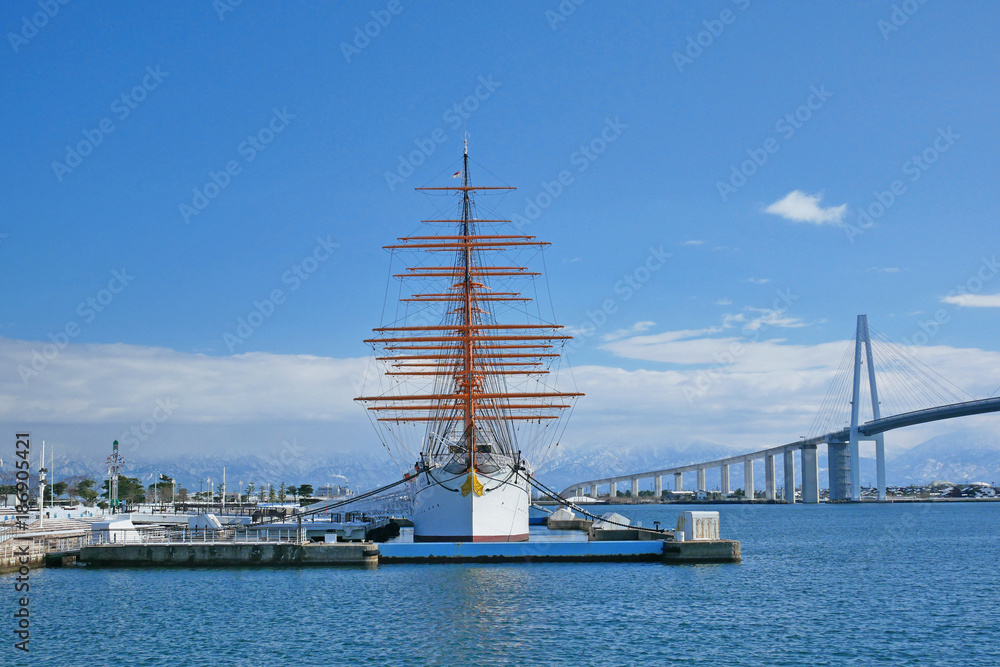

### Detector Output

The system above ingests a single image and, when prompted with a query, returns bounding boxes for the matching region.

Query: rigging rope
[522,473,671,535]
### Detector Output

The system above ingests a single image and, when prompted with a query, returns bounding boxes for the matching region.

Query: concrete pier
[744,460,754,499]
[80,542,378,567]
[697,468,706,492]
[674,472,683,491]
[801,444,819,504]
[783,449,796,502]
[720,464,730,496]
[654,475,662,498]
[631,478,639,497]
[875,434,886,501]
[609,481,617,498]
[828,441,851,500]
[764,455,776,500]
[589,484,598,497]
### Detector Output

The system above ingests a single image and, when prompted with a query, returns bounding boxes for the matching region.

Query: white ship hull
[412,461,530,542]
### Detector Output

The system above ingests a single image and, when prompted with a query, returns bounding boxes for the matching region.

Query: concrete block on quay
[661,539,741,564]
[546,518,593,531]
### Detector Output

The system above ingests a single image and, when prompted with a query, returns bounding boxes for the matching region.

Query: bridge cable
[808,338,856,437]
[870,327,973,402]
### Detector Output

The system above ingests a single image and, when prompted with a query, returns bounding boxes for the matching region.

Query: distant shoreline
[535,497,1000,506]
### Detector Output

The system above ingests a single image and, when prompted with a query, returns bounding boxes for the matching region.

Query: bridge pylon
[846,314,886,501]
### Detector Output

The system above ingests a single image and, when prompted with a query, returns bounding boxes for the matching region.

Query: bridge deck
[562,396,1000,493]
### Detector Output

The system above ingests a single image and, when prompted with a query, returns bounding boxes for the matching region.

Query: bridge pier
[783,449,796,502]
[744,460,754,499]
[764,455,776,500]
[674,472,682,492]
[631,478,639,498]
[609,481,617,498]
[828,441,851,500]
[801,444,819,504]
[875,434,886,501]
[720,464,730,497]
[654,475,662,499]
[697,468,706,492]
[589,484,597,498]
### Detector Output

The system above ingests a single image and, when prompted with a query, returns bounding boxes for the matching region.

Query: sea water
[2,502,999,665]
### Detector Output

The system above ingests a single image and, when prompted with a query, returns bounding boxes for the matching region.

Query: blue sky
[3,1,1000,468]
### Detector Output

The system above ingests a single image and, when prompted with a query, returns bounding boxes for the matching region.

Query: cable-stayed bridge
[561,315,1000,502]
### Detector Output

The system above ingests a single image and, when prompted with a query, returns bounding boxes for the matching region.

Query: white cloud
[5,334,1000,465]
[682,240,704,246]
[764,190,847,225]
[601,320,657,342]
[0,338,368,425]
[941,293,1000,308]
[867,267,901,274]
[746,277,771,284]
[714,299,733,306]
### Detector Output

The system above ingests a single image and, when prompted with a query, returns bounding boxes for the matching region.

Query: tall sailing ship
[356,140,582,542]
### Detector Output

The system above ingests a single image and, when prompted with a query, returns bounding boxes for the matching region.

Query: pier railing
[86,527,306,546]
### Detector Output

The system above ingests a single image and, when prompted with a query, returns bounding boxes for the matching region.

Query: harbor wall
[80,542,378,567]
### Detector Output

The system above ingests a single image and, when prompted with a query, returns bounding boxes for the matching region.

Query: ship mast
[355,142,583,468]
[460,136,476,469]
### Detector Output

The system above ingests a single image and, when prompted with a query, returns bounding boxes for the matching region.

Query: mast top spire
[464,131,469,156]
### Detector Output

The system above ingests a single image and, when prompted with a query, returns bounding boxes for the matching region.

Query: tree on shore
[298,483,314,498]
[77,479,99,505]
[102,477,146,504]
